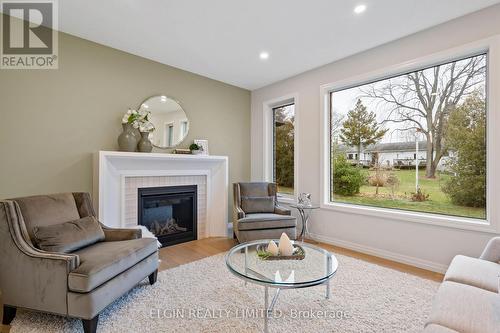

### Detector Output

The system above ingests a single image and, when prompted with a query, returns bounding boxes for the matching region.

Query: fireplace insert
[138,185,197,247]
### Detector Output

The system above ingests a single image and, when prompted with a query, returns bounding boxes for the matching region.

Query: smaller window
[273,103,295,196]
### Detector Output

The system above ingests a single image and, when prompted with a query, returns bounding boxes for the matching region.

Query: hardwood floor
[158,237,238,271]
[0,237,443,332]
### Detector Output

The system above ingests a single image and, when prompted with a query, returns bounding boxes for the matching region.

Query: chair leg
[148,269,158,285]
[2,305,16,325]
[82,315,99,333]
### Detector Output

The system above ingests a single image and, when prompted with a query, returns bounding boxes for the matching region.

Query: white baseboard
[309,232,448,274]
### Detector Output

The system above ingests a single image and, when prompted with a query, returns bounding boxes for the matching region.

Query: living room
[0,1,499,332]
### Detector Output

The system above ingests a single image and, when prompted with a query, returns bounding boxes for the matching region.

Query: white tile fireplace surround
[93,151,229,238]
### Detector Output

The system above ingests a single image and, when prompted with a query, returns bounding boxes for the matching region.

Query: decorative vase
[298,193,312,206]
[137,131,153,153]
[118,123,138,152]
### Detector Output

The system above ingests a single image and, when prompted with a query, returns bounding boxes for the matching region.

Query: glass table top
[225,240,338,287]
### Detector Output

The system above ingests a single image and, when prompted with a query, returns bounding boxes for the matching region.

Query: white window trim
[319,35,500,234]
[262,93,299,203]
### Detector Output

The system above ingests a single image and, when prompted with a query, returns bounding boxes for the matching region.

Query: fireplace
[138,185,197,247]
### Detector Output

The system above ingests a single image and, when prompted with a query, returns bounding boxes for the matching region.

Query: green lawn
[334,169,486,219]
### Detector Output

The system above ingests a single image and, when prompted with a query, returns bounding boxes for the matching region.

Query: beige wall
[251,5,500,271]
[0,18,251,218]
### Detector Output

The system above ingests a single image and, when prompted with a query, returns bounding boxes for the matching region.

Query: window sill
[277,195,295,205]
[320,201,498,234]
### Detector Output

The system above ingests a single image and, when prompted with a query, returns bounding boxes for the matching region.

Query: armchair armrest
[99,224,142,241]
[0,201,79,314]
[480,237,500,263]
[275,205,291,216]
[28,249,80,270]
[234,206,245,220]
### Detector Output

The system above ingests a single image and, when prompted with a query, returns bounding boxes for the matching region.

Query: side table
[290,203,319,242]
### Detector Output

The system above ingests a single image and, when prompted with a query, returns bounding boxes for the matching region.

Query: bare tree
[330,108,345,144]
[361,55,486,178]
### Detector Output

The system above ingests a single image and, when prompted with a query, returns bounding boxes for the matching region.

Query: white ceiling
[54,0,500,90]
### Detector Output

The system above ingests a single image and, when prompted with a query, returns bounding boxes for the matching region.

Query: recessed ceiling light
[259,51,269,60]
[354,4,367,14]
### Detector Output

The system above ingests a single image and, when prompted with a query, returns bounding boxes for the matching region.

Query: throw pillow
[241,196,275,213]
[33,216,105,253]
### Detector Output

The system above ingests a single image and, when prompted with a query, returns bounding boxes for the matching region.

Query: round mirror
[139,95,189,149]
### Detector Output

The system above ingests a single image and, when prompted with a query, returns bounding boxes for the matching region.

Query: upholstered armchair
[233,182,297,243]
[423,237,500,333]
[0,192,159,333]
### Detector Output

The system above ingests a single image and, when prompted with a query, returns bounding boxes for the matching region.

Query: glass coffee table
[225,240,338,332]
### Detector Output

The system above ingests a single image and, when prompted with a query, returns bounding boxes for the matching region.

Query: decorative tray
[256,244,305,261]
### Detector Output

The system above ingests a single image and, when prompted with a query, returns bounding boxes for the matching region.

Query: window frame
[262,94,299,203]
[272,102,295,197]
[319,36,500,234]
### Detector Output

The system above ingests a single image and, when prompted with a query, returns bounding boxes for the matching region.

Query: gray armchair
[0,192,159,333]
[233,182,297,242]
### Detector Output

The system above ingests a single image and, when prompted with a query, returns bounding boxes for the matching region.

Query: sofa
[424,237,500,333]
[0,192,159,333]
[233,182,297,243]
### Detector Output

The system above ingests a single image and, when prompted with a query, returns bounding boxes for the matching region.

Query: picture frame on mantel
[194,139,209,155]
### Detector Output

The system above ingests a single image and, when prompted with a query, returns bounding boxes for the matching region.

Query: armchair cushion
[444,255,500,293]
[101,225,142,241]
[12,193,81,242]
[426,281,500,333]
[68,238,158,292]
[480,237,500,263]
[33,216,105,253]
[237,213,296,231]
[241,196,275,214]
[239,182,271,197]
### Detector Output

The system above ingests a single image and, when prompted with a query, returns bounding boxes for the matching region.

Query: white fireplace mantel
[93,151,229,238]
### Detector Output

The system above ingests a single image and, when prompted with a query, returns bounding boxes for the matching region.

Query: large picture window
[330,53,487,220]
[273,103,295,195]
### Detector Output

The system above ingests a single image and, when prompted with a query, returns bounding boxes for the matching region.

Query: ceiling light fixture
[354,4,367,14]
[259,51,269,60]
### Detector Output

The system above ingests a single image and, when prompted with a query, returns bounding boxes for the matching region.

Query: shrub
[386,173,400,198]
[411,188,429,202]
[442,175,485,207]
[333,155,365,196]
[368,167,387,187]
[442,92,486,207]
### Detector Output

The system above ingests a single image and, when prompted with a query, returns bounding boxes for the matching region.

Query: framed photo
[194,139,209,155]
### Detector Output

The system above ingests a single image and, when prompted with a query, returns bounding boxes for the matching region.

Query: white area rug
[10,252,439,333]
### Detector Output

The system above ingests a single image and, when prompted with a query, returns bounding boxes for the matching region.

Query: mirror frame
[138,94,189,149]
